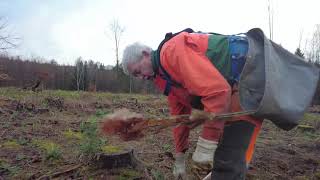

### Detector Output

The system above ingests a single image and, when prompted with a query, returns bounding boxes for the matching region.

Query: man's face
[127,51,154,80]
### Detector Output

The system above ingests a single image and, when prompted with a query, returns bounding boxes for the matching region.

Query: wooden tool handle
[146,110,256,128]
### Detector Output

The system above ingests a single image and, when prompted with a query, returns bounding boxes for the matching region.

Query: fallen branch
[36,164,82,180]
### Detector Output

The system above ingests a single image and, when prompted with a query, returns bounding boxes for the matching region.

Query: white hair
[122,42,152,75]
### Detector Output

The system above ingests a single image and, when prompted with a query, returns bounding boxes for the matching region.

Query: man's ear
[142,50,150,57]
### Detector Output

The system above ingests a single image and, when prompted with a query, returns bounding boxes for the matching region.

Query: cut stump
[96,149,142,169]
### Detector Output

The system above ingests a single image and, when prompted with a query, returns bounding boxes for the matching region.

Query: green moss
[0,161,20,176]
[101,145,122,154]
[314,171,320,179]
[1,140,21,149]
[46,89,81,99]
[293,176,309,180]
[303,113,320,122]
[0,87,85,100]
[0,87,26,99]
[63,129,84,140]
[32,140,62,160]
[0,87,164,105]
[117,169,141,180]
[297,125,315,133]
[95,109,110,118]
[303,131,320,140]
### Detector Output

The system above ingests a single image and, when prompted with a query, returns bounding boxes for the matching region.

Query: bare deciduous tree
[0,17,19,51]
[306,25,320,64]
[109,19,125,74]
[74,57,85,91]
[295,30,305,58]
[0,17,16,82]
[304,25,320,105]
[267,0,274,40]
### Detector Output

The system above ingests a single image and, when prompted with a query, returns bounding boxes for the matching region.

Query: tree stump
[95,149,141,169]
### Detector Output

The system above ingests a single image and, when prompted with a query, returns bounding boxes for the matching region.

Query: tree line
[0,55,157,93]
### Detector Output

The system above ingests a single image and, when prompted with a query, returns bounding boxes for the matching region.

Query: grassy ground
[0,87,320,179]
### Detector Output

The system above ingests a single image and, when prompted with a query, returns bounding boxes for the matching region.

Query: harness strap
[155,28,194,96]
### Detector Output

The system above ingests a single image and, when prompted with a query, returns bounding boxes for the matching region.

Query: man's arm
[154,75,192,116]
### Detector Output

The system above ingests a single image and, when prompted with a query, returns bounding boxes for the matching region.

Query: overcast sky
[0,0,319,66]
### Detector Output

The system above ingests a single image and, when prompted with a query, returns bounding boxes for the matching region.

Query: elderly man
[121,29,262,179]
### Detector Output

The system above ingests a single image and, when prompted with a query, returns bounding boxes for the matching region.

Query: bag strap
[155,28,194,96]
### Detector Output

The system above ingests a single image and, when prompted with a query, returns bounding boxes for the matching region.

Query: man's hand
[191,137,217,178]
[185,110,216,129]
[192,137,217,164]
[190,110,216,121]
[173,153,188,180]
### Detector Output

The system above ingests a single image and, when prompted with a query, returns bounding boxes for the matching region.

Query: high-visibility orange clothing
[153,32,262,163]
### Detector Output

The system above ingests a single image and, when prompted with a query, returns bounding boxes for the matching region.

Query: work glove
[192,136,218,164]
[191,137,217,178]
[173,152,188,180]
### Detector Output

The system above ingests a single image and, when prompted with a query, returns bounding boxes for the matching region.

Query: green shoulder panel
[206,34,231,80]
